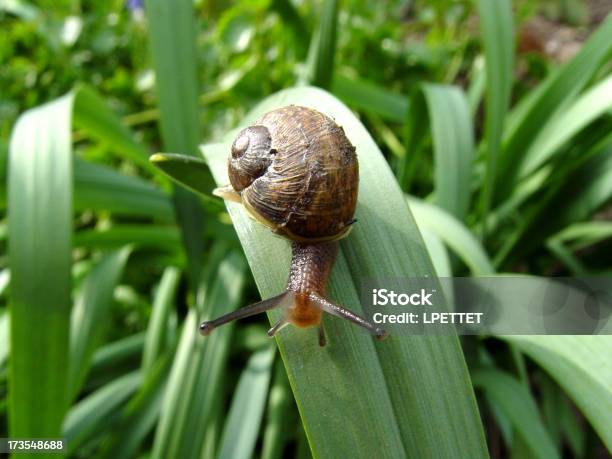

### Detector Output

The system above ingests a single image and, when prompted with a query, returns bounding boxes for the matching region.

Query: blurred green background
[1,0,612,458]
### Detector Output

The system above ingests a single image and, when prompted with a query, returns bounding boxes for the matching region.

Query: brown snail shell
[203,105,387,346]
[228,105,358,242]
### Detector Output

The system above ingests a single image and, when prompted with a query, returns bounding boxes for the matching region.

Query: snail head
[228,125,274,192]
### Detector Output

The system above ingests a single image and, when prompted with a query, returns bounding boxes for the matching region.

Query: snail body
[201,105,387,346]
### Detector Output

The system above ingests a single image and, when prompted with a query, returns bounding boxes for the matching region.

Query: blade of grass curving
[152,248,246,459]
[63,371,141,455]
[144,0,209,286]
[306,0,339,89]
[331,73,409,122]
[497,14,612,202]
[89,332,146,378]
[142,267,181,373]
[553,221,612,250]
[69,247,132,401]
[8,95,73,443]
[408,197,494,275]
[519,74,612,178]
[397,88,429,191]
[74,158,174,220]
[86,333,145,393]
[202,87,487,458]
[72,84,157,175]
[420,228,452,277]
[422,83,475,221]
[501,336,612,451]
[472,369,559,459]
[217,346,276,459]
[475,0,514,235]
[261,360,294,459]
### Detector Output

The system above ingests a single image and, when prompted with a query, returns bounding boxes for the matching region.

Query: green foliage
[2,1,612,458]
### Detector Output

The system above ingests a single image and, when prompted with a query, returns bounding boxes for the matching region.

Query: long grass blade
[8,95,74,443]
[472,369,559,459]
[306,0,339,89]
[408,197,494,275]
[72,84,157,175]
[69,247,132,401]
[331,74,409,122]
[475,0,514,235]
[74,225,181,251]
[217,346,275,459]
[422,84,475,222]
[74,158,173,220]
[142,267,181,373]
[63,371,141,455]
[261,360,294,459]
[144,0,209,286]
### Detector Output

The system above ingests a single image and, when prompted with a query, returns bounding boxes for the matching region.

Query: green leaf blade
[202,86,487,458]
[8,95,74,444]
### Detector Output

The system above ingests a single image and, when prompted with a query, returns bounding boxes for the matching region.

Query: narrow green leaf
[467,56,486,117]
[217,346,275,459]
[69,248,132,400]
[306,0,339,89]
[472,369,559,459]
[8,94,73,442]
[63,371,141,455]
[72,84,157,175]
[502,336,612,452]
[74,158,174,220]
[553,221,612,250]
[520,74,612,178]
[408,197,494,275]
[152,249,247,459]
[475,0,514,233]
[202,87,487,458]
[142,267,181,373]
[261,360,294,459]
[422,84,475,221]
[497,14,612,201]
[331,73,409,122]
[89,333,146,376]
[144,0,210,286]
[420,228,452,277]
[74,225,181,251]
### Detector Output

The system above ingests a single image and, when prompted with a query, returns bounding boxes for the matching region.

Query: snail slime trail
[202,105,388,346]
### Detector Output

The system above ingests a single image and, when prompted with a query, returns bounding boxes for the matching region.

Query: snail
[200,105,387,346]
